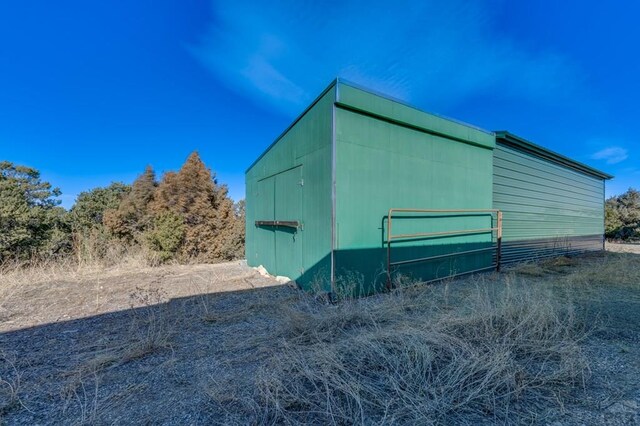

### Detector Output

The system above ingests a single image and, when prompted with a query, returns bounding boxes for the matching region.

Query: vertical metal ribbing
[330,81,338,294]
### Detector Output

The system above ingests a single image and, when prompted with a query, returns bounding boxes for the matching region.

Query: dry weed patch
[508,256,579,277]
[58,286,175,423]
[0,351,29,416]
[565,253,640,289]
[206,277,590,424]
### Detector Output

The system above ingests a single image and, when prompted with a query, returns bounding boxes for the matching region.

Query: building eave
[495,131,613,180]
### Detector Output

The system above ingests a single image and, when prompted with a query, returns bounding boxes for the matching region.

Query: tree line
[2,152,637,266]
[0,152,244,265]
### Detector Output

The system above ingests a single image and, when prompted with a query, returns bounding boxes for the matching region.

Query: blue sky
[1,1,638,208]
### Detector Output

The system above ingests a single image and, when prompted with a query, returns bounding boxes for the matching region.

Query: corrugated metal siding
[335,82,495,294]
[493,141,605,263]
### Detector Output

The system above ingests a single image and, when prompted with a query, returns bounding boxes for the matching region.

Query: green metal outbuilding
[245,79,612,296]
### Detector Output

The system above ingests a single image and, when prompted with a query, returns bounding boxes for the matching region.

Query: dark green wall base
[500,235,604,264]
[289,241,494,298]
[280,235,603,298]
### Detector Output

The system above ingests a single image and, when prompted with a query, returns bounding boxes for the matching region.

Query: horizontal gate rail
[390,246,497,267]
[386,208,502,287]
[390,227,496,241]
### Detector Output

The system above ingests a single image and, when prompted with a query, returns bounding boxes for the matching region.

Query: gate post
[496,211,503,272]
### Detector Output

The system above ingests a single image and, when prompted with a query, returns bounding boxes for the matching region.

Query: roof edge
[245,79,338,174]
[495,131,613,180]
[334,101,495,151]
[336,78,494,136]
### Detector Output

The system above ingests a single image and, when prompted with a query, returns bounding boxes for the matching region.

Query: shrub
[2,153,245,266]
[70,182,130,233]
[144,212,185,263]
[605,188,640,240]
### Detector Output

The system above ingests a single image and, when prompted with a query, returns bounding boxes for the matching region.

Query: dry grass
[606,241,640,254]
[565,253,640,289]
[206,276,590,425]
[507,256,578,277]
[0,233,154,287]
[0,252,151,323]
[3,250,640,424]
[0,257,81,321]
[63,287,174,382]
[0,351,29,416]
[0,254,273,335]
[57,286,175,425]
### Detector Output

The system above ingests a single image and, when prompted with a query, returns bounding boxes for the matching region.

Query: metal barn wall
[245,85,335,291]
[246,80,611,297]
[493,138,606,263]
[333,82,496,295]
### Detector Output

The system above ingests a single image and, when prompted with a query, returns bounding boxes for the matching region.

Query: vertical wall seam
[602,179,606,250]
[330,83,338,294]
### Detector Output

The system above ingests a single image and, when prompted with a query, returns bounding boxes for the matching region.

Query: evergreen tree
[211,184,244,260]
[150,152,241,261]
[0,161,70,261]
[104,165,156,242]
[69,182,130,262]
[70,182,130,232]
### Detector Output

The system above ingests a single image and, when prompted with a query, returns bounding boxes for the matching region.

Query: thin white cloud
[591,146,628,164]
[190,0,583,116]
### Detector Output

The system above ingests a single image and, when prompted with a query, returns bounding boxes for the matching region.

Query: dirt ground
[607,241,640,254]
[0,261,281,333]
[1,249,639,425]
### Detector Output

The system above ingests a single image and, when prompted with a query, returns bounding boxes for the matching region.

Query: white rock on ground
[255,265,269,277]
[253,265,294,285]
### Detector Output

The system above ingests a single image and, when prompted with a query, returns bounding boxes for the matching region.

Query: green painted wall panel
[253,177,276,273]
[494,189,602,210]
[493,141,605,262]
[246,86,335,290]
[274,166,303,279]
[334,103,495,294]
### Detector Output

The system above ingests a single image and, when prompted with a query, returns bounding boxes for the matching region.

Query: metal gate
[386,208,502,286]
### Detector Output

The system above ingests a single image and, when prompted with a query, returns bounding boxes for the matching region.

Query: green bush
[144,212,185,263]
[605,188,640,240]
[70,182,130,233]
